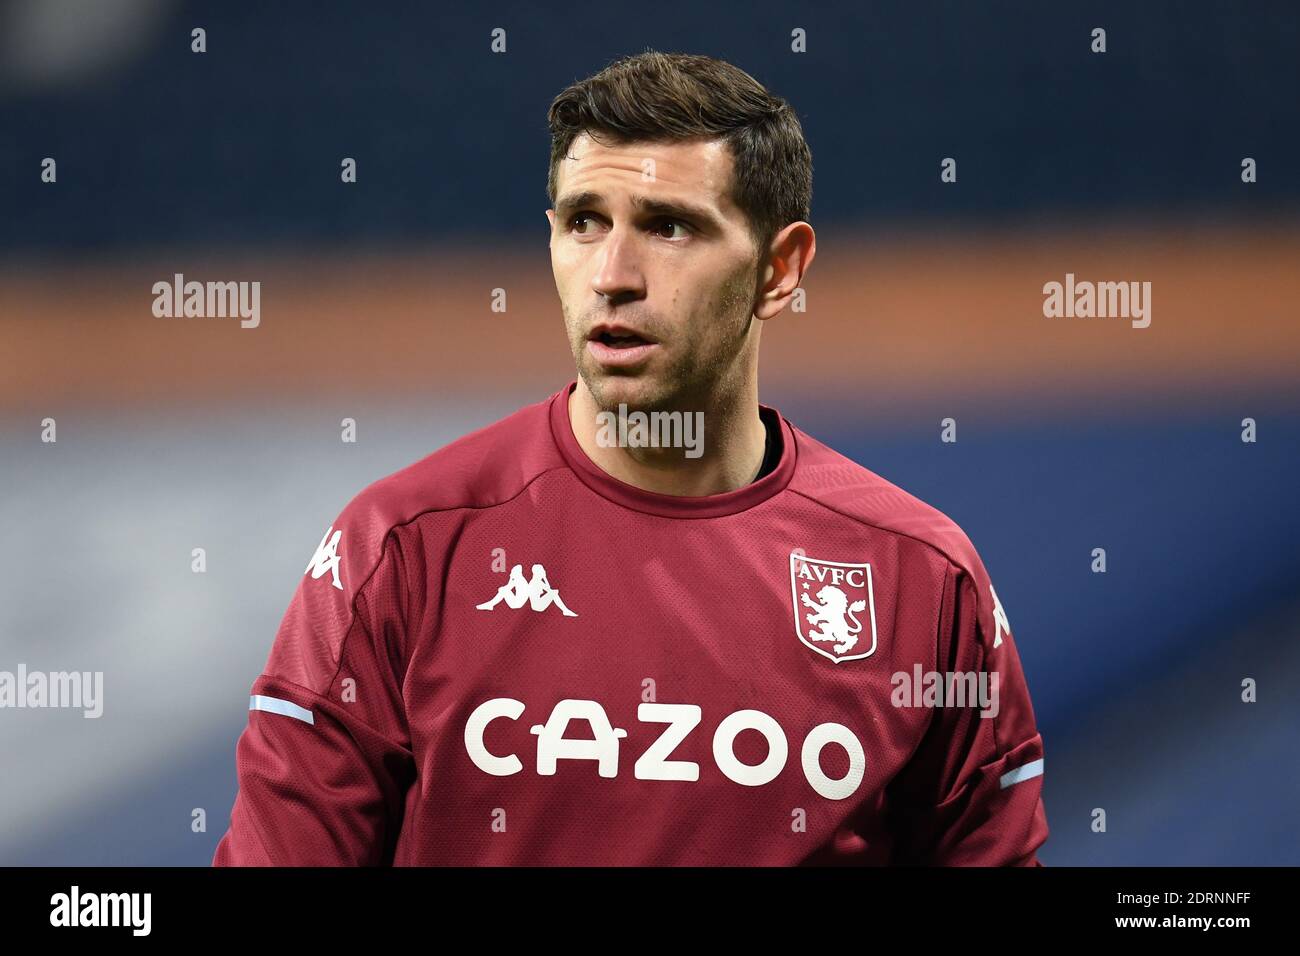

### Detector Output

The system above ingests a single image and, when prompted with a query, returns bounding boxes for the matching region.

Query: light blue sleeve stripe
[999,757,1044,790]
[249,694,315,725]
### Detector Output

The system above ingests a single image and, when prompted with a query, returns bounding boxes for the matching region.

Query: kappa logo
[305,525,344,590]
[990,583,1011,648]
[790,553,879,663]
[477,563,578,617]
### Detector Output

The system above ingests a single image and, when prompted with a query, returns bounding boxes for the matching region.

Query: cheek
[551,244,580,284]
[560,263,598,315]
[551,265,581,316]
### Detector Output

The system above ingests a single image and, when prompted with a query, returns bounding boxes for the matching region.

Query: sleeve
[212,508,418,866]
[885,551,1049,866]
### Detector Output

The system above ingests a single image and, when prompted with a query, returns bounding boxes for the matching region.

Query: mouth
[585,324,659,367]
[587,323,656,347]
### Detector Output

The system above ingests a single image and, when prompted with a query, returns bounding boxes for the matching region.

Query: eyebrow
[554,191,723,232]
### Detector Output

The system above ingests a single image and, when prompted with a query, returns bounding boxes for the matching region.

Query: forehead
[555,133,736,208]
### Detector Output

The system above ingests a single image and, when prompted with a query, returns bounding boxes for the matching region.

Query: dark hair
[547,51,812,254]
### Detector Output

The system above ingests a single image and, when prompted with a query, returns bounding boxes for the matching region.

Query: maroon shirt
[213,382,1048,865]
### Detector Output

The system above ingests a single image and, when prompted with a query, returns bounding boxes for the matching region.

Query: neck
[568,378,768,497]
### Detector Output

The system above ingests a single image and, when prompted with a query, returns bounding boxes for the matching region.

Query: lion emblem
[800,585,868,655]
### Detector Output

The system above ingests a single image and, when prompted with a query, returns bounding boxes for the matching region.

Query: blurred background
[1,0,1297,865]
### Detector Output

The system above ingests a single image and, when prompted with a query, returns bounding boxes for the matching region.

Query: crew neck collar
[547,381,797,518]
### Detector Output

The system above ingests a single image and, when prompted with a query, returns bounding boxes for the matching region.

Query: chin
[581,367,665,412]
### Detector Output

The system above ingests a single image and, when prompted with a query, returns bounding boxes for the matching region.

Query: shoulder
[270,392,569,693]
[324,393,567,593]
[785,419,991,589]
[784,419,1015,651]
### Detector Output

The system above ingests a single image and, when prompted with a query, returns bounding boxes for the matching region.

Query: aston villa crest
[789,553,879,663]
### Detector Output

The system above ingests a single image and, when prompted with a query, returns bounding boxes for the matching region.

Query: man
[213,51,1048,866]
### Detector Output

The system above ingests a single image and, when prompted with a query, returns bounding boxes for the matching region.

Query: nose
[591,225,646,304]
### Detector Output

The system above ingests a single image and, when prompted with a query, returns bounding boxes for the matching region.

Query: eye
[652,219,691,240]
[569,213,594,234]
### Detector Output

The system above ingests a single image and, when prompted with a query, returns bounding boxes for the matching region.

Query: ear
[546,209,556,229]
[753,221,816,322]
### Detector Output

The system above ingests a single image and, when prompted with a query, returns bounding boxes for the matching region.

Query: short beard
[574,264,757,416]
[577,351,696,414]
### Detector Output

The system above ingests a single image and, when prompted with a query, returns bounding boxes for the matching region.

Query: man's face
[547,133,762,412]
